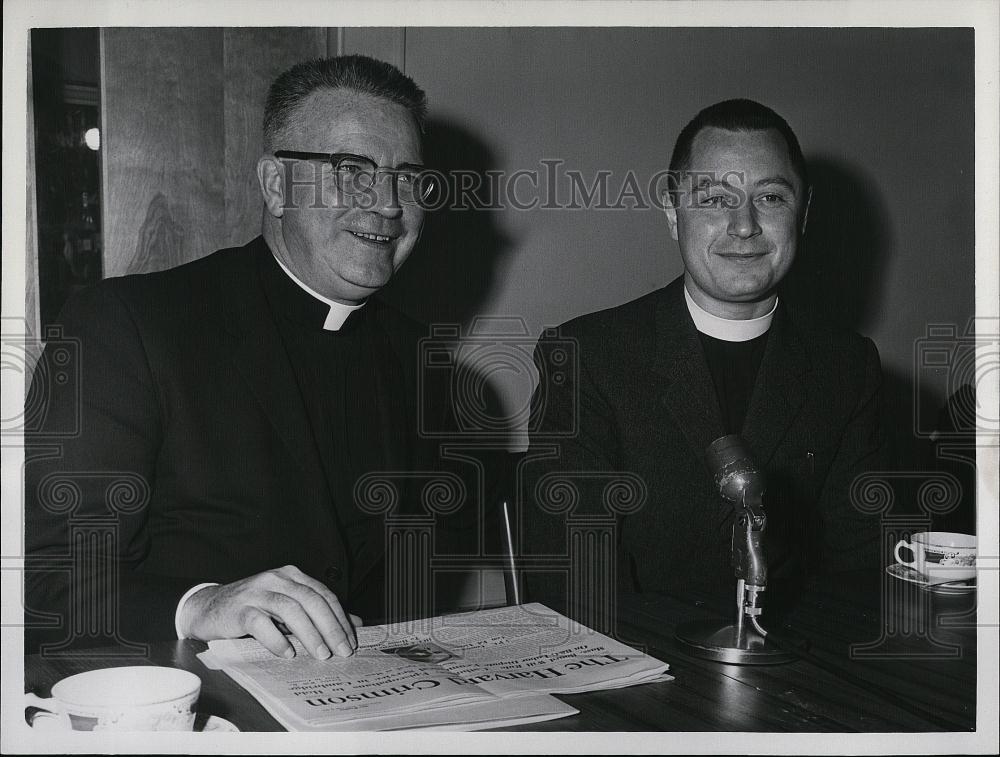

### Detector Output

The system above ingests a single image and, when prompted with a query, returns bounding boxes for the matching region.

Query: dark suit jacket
[24,237,448,650]
[522,276,885,613]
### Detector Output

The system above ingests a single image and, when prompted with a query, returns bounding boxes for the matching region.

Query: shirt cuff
[174,582,220,639]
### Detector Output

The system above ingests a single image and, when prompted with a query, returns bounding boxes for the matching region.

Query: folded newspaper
[197,602,672,731]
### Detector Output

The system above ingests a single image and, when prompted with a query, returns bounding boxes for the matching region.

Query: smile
[349,231,394,244]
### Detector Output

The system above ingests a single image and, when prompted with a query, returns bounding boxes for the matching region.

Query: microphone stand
[674,435,794,664]
[670,437,968,721]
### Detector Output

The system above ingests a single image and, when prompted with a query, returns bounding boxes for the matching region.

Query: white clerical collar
[271,254,365,331]
[684,286,776,342]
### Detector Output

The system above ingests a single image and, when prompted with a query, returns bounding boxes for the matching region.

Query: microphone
[706,435,767,591]
[705,435,765,509]
[674,435,793,664]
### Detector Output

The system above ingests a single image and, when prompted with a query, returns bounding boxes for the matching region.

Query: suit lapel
[649,278,726,462]
[218,239,343,549]
[742,304,810,465]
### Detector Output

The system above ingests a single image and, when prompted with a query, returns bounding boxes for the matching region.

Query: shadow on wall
[922,384,979,534]
[382,118,520,455]
[780,155,911,456]
[382,117,514,327]
[379,120,519,523]
[781,156,892,335]
[783,157,977,531]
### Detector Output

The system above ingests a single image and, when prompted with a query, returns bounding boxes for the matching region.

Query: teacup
[25,666,200,731]
[894,531,977,585]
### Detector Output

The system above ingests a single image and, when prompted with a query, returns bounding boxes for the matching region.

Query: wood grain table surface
[24,571,978,733]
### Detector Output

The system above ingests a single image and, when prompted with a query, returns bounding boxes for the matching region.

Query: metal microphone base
[674,618,796,665]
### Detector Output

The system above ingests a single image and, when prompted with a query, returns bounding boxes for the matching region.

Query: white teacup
[894,531,977,584]
[25,666,200,731]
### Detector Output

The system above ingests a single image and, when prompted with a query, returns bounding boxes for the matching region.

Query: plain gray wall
[380,27,975,460]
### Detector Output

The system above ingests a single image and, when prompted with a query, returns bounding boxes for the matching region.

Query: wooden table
[24,572,978,732]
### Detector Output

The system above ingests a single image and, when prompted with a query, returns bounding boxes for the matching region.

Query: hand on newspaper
[179,565,361,659]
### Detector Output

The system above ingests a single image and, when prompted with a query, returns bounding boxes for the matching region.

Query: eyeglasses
[274,151,436,206]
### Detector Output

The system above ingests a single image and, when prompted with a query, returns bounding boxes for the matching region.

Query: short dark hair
[668,98,808,192]
[263,55,428,151]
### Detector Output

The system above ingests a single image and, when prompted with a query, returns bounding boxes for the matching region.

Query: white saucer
[197,714,240,732]
[28,713,239,732]
[886,564,976,595]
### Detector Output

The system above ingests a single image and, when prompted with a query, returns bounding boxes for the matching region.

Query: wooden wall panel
[100,28,412,274]
[222,28,328,249]
[25,36,40,346]
[100,28,225,276]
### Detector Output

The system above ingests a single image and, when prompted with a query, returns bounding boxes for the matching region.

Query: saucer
[886,564,976,595]
[29,712,239,732]
[196,714,240,732]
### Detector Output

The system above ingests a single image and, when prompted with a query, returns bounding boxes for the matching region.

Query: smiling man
[524,99,886,616]
[261,85,428,305]
[669,126,806,320]
[25,56,443,658]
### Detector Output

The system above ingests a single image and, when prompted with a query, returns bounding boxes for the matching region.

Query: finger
[286,570,358,650]
[293,585,355,656]
[241,606,294,659]
[262,591,334,660]
[267,567,352,651]
[349,614,364,628]
[273,619,291,636]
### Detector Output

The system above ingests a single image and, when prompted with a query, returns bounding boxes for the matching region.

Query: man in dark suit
[523,99,885,618]
[25,56,446,659]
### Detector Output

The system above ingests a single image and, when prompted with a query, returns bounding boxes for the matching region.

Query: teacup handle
[894,539,917,567]
[24,692,61,727]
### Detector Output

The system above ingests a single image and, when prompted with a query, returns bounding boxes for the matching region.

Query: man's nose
[727,200,761,239]
[368,172,403,218]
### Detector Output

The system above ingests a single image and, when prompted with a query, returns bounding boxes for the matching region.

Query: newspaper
[197,602,672,731]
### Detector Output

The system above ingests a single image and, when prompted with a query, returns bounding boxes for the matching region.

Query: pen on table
[502,499,521,606]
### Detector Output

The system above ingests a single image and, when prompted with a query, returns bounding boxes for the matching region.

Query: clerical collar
[271,254,365,331]
[684,286,776,342]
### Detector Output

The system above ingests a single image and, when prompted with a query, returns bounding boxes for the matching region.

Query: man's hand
[178,565,361,659]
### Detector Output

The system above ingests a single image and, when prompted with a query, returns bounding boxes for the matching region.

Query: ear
[257,155,285,218]
[662,193,680,242]
[800,185,813,236]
